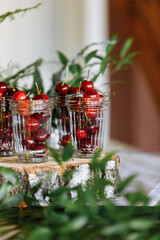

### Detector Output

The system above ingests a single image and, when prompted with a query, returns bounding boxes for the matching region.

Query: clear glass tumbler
[66,93,109,158]
[10,98,54,163]
[52,94,71,149]
[0,97,15,157]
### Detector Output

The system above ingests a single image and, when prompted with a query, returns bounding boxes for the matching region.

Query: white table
[106,141,160,205]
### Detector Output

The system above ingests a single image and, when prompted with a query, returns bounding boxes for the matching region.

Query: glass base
[18,154,48,163]
[73,150,102,159]
[0,150,15,157]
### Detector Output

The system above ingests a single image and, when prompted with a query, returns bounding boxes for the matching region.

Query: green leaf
[149,234,160,240]
[100,56,108,74]
[49,147,62,164]
[69,64,82,74]
[28,227,53,240]
[101,222,128,236]
[91,73,99,83]
[0,182,12,201]
[125,190,150,205]
[62,169,75,184]
[60,216,88,233]
[120,37,134,58]
[57,51,68,66]
[115,51,140,71]
[105,34,118,56]
[32,68,44,96]
[67,76,83,87]
[99,152,115,171]
[85,50,98,64]
[62,141,73,162]
[90,149,101,171]
[129,218,154,230]
[0,192,24,209]
[0,167,19,185]
[116,175,137,193]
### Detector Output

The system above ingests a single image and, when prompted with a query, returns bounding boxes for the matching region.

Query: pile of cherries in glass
[0,81,51,157]
[0,82,20,154]
[12,89,51,156]
[55,78,106,155]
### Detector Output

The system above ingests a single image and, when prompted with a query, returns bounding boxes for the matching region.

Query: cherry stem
[79,81,82,94]
[35,82,40,95]
[103,88,111,95]
[84,112,92,125]
[26,91,30,97]
[62,65,69,86]
[87,69,90,81]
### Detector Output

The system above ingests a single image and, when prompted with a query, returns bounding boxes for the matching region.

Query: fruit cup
[0,97,15,157]
[10,98,54,163]
[66,92,109,158]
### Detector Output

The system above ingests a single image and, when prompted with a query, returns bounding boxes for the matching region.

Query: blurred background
[0,0,160,153]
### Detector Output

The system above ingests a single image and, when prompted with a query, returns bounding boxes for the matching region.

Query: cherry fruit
[55,83,69,95]
[61,135,71,146]
[33,111,50,123]
[33,93,49,100]
[25,116,40,133]
[0,82,8,94]
[85,108,98,119]
[34,144,48,153]
[13,91,27,101]
[79,138,93,152]
[0,88,4,99]
[35,128,50,142]
[81,80,94,92]
[76,129,86,140]
[83,90,99,102]
[24,136,36,150]
[68,87,80,94]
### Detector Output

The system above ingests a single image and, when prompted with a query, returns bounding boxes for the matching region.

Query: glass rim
[65,93,110,107]
[10,98,54,109]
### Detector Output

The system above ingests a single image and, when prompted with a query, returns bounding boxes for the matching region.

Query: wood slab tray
[0,153,120,205]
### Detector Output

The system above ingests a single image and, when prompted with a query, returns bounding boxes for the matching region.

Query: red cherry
[79,138,93,152]
[18,98,30,116]
[13,91,27,101]
[0,82,8,94]
[25,116,40,133]
[68,87,80,94]
[83,90,99,101]
[24,136,36,150]
[33,94,49,100]
[69,96,83,111]
[81,80,94,92]
[61,135,71,146]
[0,127,13,140]
[76,129,86,140]
[1,139,12,149]
[85,108,98,118]
[0,88,4,99]
[34,144,48,153]
[86,125,99,135]
[4,87,19,97]
[35,128,50,142]
[33,111,50,123]
[55,83,69,95]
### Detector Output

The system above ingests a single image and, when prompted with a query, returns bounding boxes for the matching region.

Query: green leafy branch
[49,35,139,94]
[0,148,159,240]
[0,3,42,23]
